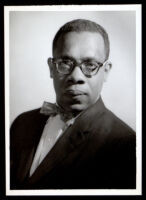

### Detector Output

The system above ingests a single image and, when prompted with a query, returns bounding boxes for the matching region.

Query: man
[10,19,136,189]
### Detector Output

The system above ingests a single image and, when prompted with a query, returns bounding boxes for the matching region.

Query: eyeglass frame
[49,57,107,78]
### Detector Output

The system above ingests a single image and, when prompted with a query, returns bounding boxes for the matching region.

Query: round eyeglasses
[50,58,106,77]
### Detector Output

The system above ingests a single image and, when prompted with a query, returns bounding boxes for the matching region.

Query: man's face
[49,31,111,113]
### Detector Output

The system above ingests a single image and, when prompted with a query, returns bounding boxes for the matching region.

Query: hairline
[54,31,106,58]
[52,20,110,60]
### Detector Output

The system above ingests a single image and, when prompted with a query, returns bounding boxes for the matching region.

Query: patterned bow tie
[40,101,75,122]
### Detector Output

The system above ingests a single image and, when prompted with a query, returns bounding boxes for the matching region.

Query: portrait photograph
[4,4,142,196]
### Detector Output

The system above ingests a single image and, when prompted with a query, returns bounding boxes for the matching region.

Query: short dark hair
[53,19,110,60]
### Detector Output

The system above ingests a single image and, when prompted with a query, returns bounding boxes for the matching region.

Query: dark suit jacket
[10,98,136,189]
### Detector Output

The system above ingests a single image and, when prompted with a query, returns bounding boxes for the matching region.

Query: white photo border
[4,4,142,196]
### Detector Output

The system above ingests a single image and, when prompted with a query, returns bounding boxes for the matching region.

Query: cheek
[88,74,104,98]
[53,79,61,93]
[53,74,66,94]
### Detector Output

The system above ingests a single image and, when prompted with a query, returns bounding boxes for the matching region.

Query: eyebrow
[60,55,100,63]
[81,57,99,62]
[59,55,75,61]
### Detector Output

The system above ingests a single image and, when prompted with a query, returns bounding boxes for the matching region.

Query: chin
[70,103,88,112]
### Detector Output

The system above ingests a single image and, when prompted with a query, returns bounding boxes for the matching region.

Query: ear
[103,61,112,82]
[47,58,54,78]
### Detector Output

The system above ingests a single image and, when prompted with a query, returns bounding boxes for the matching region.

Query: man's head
[48,19,112,114]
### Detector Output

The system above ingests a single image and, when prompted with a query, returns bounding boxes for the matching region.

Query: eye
[62,60,71,65]
[57,60,73,73]
[85,62,98,71]
[59,60,72,68]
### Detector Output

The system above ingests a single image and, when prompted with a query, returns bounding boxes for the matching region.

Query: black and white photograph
[4,5,142,196]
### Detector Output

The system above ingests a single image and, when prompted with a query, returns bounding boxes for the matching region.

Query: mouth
[65,89,86,96]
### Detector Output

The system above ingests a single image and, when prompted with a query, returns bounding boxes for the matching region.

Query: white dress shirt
[29,114,75,177]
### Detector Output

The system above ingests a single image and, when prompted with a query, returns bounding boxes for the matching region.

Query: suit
[10,98,136,189]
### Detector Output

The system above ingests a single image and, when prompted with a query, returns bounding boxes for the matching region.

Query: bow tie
[40,101,76,122]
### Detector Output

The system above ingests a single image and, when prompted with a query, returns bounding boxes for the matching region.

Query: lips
[65,89,86,96]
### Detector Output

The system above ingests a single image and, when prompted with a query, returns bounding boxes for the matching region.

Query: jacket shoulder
[11,108,48,129]
[10,108,48,148]
[101,108,136,159]
[11,108,42,124]
[90,105,136,149]
[106,108,136,137]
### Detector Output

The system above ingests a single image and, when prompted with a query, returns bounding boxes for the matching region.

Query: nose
[66,66,85,84]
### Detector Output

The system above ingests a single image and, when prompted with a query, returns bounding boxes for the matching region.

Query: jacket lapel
[16,147,36,183]
[26,97,106,186]
[16,112,49,184]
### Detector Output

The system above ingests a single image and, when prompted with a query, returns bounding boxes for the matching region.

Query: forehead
[53,31,106,61]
